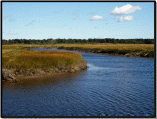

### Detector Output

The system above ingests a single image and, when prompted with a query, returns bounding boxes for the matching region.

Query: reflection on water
[2,70,87,90]
[2,48,154,117]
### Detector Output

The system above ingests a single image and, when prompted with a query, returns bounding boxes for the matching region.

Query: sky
[2,2,154,40]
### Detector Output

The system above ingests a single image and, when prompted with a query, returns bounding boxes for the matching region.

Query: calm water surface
[2,48,154,116]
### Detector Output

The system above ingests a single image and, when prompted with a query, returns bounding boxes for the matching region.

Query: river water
[2,48,155,117]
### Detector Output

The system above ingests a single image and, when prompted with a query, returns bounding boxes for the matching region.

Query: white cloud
[90,15,104,21]
[110,4,142,15]
[104,36,107,38]
[116,15,134,22]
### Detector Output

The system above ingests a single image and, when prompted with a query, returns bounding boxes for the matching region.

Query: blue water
[2,48,155,117]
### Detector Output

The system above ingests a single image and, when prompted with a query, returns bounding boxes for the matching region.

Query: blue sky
[2,2,154,40]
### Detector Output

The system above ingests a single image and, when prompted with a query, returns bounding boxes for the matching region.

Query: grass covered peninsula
[2,44,87,81]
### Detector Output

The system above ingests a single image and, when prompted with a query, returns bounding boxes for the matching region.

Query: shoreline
[25,45,154,59]
[54,47,154,59]
[2,61,87,82]
[2,44,153,81]
[82,50,154,59]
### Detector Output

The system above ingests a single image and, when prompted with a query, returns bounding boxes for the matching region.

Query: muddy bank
[2,61,87,82]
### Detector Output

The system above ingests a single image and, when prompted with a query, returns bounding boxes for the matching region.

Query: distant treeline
[2,38,154,45]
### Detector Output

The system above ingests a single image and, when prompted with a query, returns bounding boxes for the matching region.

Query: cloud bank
[110,4,142,15]
[90,15,104,21]
[110,4,142,22]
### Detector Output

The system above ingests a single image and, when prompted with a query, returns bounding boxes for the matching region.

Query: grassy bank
[2,44,87,81]
[53,43,154,58]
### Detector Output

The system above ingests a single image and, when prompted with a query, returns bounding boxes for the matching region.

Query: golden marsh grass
[2,44,86,72]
